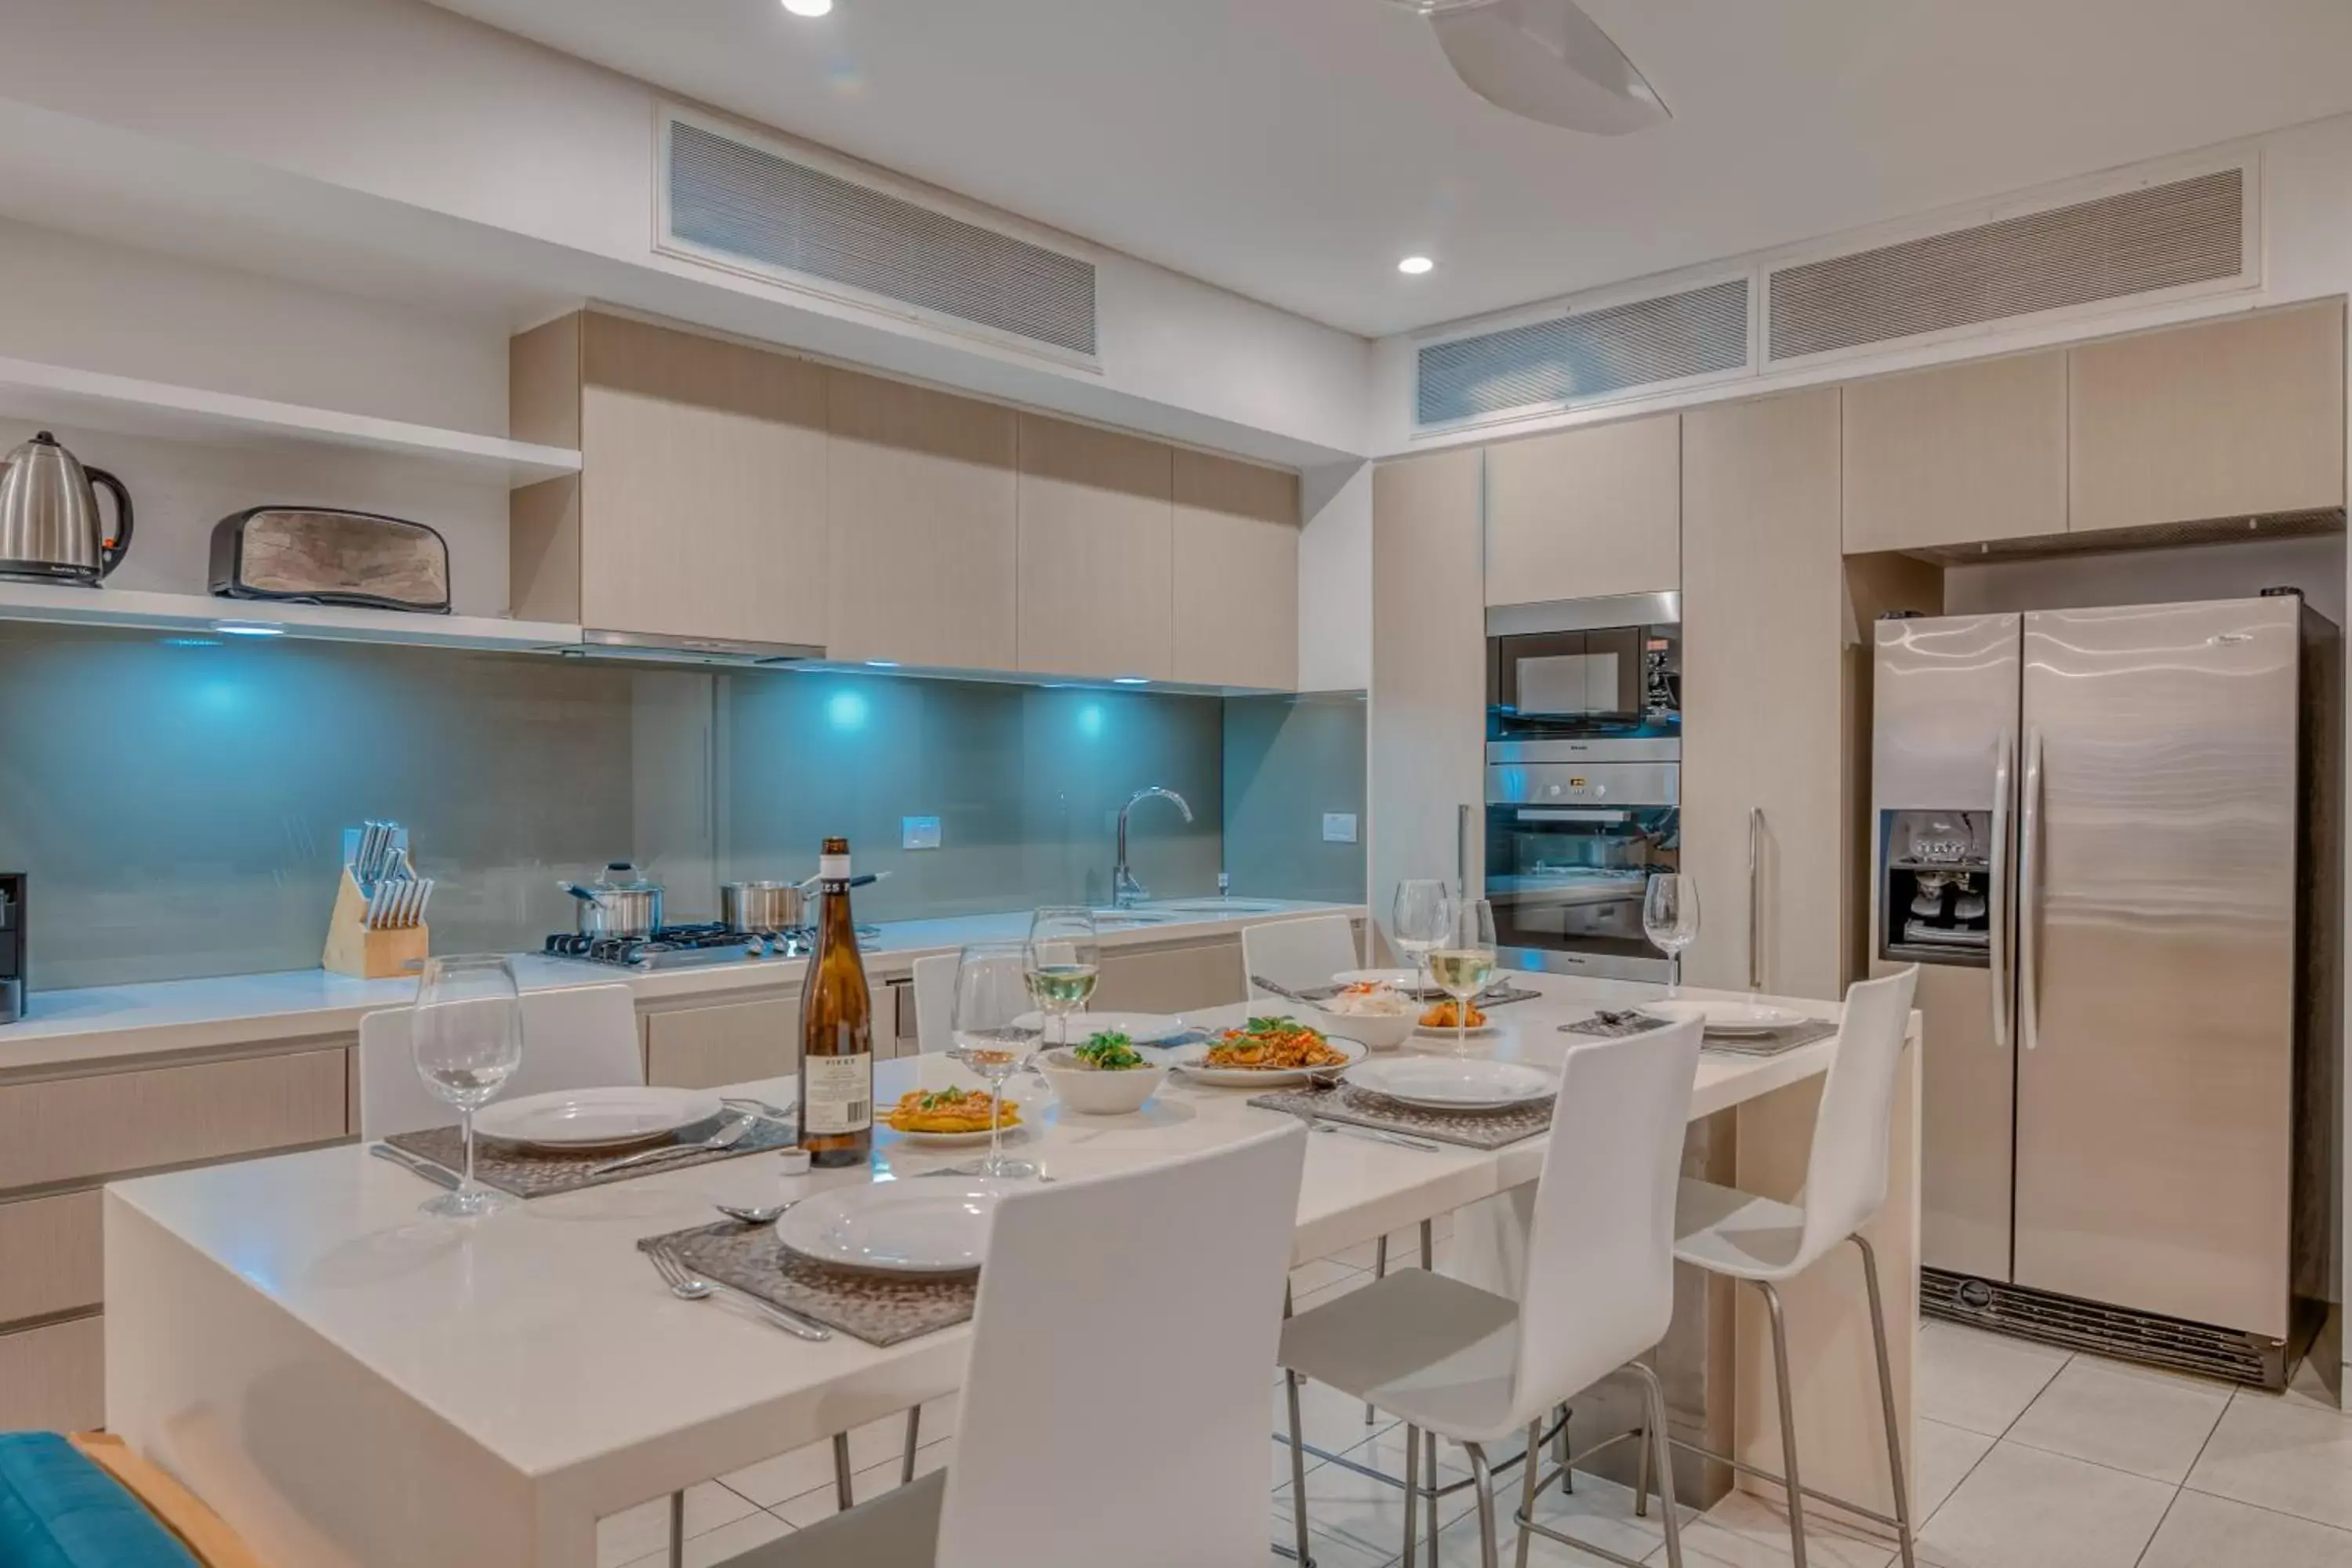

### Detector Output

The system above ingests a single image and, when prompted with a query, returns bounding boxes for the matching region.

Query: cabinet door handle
[2017,728,2045,1051]
[1747,806,1764,991]
[1988,729,2015,1054]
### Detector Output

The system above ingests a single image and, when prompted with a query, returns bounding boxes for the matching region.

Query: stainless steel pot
[561,862,664,938]
[720,880,806,934]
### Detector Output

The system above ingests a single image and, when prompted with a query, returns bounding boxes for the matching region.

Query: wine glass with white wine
[1428,899,1498,1056]
[1642,873,1700,1000]
[409,953,523,1218]
[1025,906,1101,1050]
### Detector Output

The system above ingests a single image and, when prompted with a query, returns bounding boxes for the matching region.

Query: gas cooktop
[543,921,880,971]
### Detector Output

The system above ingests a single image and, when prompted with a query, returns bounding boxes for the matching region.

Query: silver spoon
[715,1202,793,1225]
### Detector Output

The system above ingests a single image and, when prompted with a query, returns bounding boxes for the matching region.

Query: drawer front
[0,1189,103,1327]
[0,1315,103,1432]
[0,1051,348,1193]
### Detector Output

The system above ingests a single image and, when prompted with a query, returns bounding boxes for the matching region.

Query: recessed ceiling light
[1397,255,1436,275]
[781,0,833,15]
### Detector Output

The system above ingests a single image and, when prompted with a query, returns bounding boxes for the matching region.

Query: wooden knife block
[321,868,429,980]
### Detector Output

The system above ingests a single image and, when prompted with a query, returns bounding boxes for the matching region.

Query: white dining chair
[1278,1021,1702,1568]
[356,982,644,1139]
[1667,967,1920,1568]
[721,1122,1312,1568]
[1241,913,1363,1000]
[909,953,957,1054]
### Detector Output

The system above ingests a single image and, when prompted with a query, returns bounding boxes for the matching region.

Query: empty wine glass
[1024,906,1101,1049]
[950,942,1043,1180]
[1392,879,1456,999]
[1428,898,1497,1055]
[410,954,522,1218]
[1642,873,1700,999]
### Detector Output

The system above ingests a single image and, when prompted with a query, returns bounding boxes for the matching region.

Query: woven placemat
[387,1113,799,1200]
[1247,1083,1552,1151]
[638,1221,976,1347]
[1248,982,1543,1007]
[1559,1013,1839,1057]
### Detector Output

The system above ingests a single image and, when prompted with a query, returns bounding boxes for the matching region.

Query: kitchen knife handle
[1746,806,1764,992]
[2016,728,2045,1052]
[1989,729,2014,1054]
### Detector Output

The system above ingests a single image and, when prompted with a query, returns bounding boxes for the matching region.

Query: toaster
[209,507,451,613]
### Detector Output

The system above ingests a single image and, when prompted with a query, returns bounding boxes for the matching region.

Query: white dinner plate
[1011,1011,1185,1044]
[887,1118,1030,1149]
[1334,967,1420,989]
[1637,1000,1811,1037]
[1167,1032,1368,1087]
[1345,1057,1555,1112]
[473,1087,724,1149]
[775,1178,1011,1274]
[1414,1021,1501,1040]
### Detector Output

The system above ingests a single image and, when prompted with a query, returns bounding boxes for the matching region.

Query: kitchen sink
[1087,909,1178,928]
[1143,898,1290,916]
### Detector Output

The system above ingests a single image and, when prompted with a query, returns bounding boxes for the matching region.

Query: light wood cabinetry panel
[1483,415,1679,605]
[0,1315,103,1432]
[644,998,798,1091]
[2070,301,2347,533]
[826,370,1018,669]
[1842,351,2068,552]
[1680,390,1847,1000]
[510,313,829,648]
[0,1051,347,1192]
[0,1190,102,1327]
[1091,938,1245,1014]
[1171,452,1300,690]
[1015,416,1174,679]
[1370,450,1486,933]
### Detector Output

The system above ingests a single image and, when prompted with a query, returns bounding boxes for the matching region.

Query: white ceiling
[427,0,2352,338]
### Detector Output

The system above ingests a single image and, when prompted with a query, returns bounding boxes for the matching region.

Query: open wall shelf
[0,580,582,654]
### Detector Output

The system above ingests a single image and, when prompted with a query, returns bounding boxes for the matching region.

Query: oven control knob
[1546,782,1562,797]
[1592,784,1606,799]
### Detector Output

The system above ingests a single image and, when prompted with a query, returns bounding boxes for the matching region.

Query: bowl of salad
[1036,1029,1171,1115]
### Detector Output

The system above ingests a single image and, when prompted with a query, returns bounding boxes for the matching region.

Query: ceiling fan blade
[1424,0,1670,135]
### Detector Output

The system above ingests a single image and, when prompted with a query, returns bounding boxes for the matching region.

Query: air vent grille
[1769,168,2245,361]
[1417,278,1749,427]
[666,118,1097,357]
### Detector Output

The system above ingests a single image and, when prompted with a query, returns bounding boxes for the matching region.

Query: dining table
[100,967,1919,1568]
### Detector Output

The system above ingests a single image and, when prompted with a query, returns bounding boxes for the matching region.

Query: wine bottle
[797,837,873,1169]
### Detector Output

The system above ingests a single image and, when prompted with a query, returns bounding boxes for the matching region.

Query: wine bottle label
[802,1053,872,1134]
[818,854,851,881]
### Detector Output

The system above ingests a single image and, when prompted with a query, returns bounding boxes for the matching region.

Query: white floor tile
[2002,1354,2230,1484]
[1291,1256,1367,1298]
[717,1410,925,1508]
[1661,1492,1895,1568]
[1515,1471,1688,1565]
[1276,1371,1400,1461]
[1276,1420,1479,1559]
[1915,1322,2070,1437]
[597,1483,760,1568]
[1912,1420,1996,1525]
[2185,1388,2352,1530]
[1268,1501,1410,1567]
[1916,1440,2172,1568]
[2138,1487,2352,1568]
[617,1508,791,1568]
[773,1436,955,1530]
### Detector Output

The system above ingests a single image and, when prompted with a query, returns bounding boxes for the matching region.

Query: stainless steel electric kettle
[0,432,133,586]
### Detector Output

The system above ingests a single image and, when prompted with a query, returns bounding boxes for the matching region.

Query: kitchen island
[101,968,1918,1567]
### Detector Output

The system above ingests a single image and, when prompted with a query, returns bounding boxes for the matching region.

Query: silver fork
[590,1116,754,1178]
[644,1247,831,1341]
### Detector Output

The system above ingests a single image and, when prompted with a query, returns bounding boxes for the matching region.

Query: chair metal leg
[666,1490,684,1568]
[1754,1281,1809,1568]
[1421,1218,1435,1269]
[1403,1421,1421,1568]
[1632,1360,1685,1568]
[1285,1369,1316,1568]
[832,1432,854,1512]
[1514,1420,1542,1568]
[1855,1235,1917,1568]
[1465,1441,1501,1568]
[1427,1428,1442,1566]
[1368,1234,1389,1423]
[1555,1403,1572,1494]
[1634,1406,1652,1519]
[901,1404,921,1485]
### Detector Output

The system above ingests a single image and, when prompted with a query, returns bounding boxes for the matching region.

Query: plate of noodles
[1167,1015,1367,1087]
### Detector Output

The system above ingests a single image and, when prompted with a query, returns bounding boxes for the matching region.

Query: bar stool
[1665,966,1920,1568]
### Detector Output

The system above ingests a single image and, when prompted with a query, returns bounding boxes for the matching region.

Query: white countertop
[0,900,1363,1077]
[107,972,1875,1489]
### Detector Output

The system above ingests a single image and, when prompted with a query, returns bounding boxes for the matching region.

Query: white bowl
[1311,1005,1416,1052]
[1036,1046,1170,1115]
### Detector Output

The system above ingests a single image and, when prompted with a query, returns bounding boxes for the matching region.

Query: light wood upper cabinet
[1679,389,1847,1000]
[1015,415,1174,680]
[1171,451,1300,690]
[1484,415,1679,606]
[2070,302,2347,535]
[826,370,1018,670]
[510,312,829,650]
[1842,351,2068,553]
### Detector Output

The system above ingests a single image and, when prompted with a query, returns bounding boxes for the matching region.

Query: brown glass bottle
[797,837,873,1168]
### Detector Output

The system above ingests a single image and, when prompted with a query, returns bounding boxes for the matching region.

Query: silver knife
[371,1141,461,1189]
[1305,1112,1444,1153]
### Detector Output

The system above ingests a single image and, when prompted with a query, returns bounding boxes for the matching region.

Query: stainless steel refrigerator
[1871,595,2337,1387]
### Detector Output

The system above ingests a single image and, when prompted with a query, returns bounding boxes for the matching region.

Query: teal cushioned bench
[0,1434,201,1568]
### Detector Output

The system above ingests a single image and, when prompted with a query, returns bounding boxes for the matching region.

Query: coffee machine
[0,874,24,1024]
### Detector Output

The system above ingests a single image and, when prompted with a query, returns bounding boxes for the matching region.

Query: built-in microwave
[1486,592,1679,739]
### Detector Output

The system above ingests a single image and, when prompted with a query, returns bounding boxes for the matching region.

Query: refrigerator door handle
[1747,806,1764,992]
[2016,727,2045,1051]
[1989,728,2014,1054]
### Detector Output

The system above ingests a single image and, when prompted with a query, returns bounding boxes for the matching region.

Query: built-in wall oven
[1485,594,1681,981]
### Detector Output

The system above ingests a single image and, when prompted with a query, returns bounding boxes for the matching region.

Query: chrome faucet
[1112,786,1195,908]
